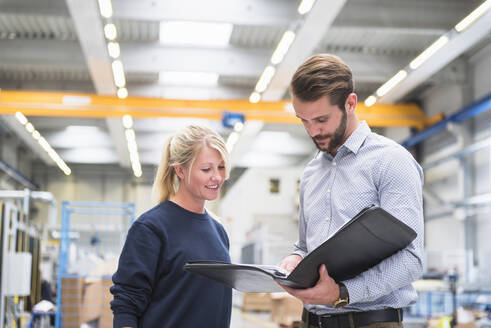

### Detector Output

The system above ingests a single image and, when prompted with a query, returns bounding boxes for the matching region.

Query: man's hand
[280,265,340,305]
[278,254,303,273]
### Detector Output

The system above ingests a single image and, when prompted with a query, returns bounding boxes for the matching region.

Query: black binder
[183,206,417,293]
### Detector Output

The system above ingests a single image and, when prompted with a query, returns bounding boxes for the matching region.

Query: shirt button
[333,162,337,166]
[327,189,331,193]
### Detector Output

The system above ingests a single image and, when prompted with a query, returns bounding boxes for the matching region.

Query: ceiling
[0,0,490,177]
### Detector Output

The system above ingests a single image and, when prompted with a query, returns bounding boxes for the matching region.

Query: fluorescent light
[117,87,128,99]
[104,24,117,40]
[298,0,316,14]
[255,66,276,93]
[226,132,239,152]
[249,92,261,103]
[271,30,295,65]
[159,71,218,86]
[34,134,71,174]
[38,137,50,151]
[234,122,244,132]
[125,129,135,141]
[97,0,113,18]
[160,21,232,46]
[107,42,120,58]
[455,0,491,32]
[25,122,34,133]
[284,102,294,113]
[112,60,126,87]
[410,36,449,69]
[15,111,28,125]
[32,130,40,140]
[122,115,133,129]
[127,138,137,153]
[364,95,377,107]
[376,70,408,97]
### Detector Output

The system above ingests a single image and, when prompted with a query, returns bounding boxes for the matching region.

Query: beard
[312,110,347,155]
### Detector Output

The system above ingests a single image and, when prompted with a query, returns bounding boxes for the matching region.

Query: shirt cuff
[113,312,138,328]
[292,250,307,259]
[343,277,366,305]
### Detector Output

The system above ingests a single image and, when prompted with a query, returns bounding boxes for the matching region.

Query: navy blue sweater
[110,201,232,328]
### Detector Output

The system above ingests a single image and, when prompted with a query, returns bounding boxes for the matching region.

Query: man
[279,54,424,328]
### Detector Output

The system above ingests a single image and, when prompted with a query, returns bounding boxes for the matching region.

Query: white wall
[219,166,303,262]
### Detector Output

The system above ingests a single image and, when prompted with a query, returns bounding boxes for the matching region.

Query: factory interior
[1,0,491,327]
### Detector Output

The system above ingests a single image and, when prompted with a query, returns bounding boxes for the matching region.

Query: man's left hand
[280,264,340,305]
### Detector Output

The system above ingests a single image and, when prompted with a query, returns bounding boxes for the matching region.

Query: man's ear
[174,164,185,180]
[345,93,357,113]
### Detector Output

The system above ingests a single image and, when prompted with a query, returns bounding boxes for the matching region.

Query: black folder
[183,205,417,293]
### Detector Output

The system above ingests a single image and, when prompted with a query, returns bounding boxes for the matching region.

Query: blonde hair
[152,125,230,204]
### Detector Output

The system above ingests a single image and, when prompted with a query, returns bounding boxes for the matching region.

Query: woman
[110,125,232,328]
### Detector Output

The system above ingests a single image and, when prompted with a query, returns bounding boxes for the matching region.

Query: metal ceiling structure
[0,0,490,175]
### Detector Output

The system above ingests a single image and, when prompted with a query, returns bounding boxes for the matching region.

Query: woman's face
[178,146,226,203]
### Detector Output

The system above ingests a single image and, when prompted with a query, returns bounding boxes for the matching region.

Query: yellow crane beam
[0,90,440,129]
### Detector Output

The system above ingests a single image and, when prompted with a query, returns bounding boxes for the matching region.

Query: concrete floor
[230,307,279,328]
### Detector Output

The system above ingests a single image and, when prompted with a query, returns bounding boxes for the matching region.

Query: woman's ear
[174,164,185,180]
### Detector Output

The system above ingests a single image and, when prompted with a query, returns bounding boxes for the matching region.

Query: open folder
[183,205,417,293]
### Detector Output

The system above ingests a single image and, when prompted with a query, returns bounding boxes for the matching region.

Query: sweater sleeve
[110,221,163,328]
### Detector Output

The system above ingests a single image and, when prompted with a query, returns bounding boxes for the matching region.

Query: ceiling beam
[379,9,491,103]
[334,0,483,30]
[262,0,347,101]
[0,0,70,16]
[65,0,130,168]
[0,115,54,165]
[0,90,434,129]
[111,0,297,26]
[0,39,432,84]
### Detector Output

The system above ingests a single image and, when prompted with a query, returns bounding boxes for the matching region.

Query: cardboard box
[98,278,114,328]
[61,277,84,328]
[81,279,105,323]
[271,292,304,326]
[242,292,272,312]
[61,276,114,327]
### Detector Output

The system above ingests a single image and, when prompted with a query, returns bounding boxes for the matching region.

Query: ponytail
[152,136,176,204]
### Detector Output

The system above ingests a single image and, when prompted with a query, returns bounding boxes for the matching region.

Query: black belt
[302,308,403,328]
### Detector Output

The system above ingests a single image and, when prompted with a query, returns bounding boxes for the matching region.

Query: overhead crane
[0,90,442,130]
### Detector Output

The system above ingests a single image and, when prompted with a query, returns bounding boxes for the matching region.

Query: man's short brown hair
[290,54,354,110]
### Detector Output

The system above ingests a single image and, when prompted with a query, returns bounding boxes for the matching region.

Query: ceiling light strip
[97,0,113,18]
[365,0,491,106]
[270,30,296,65]
[298,0,316,15]
[376,70,408,97]
[255,66,276,93]
[409,35,449,70]
[98,0,137,177]
[122,115,141,177]
[15,111,71,175]
[455,0,491,32]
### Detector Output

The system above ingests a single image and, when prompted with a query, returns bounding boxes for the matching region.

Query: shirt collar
[340,120,371,155]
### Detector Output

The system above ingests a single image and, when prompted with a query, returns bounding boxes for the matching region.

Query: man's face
[292,95,347,155]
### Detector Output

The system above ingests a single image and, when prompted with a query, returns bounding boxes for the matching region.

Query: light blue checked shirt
[293,121,424,315]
